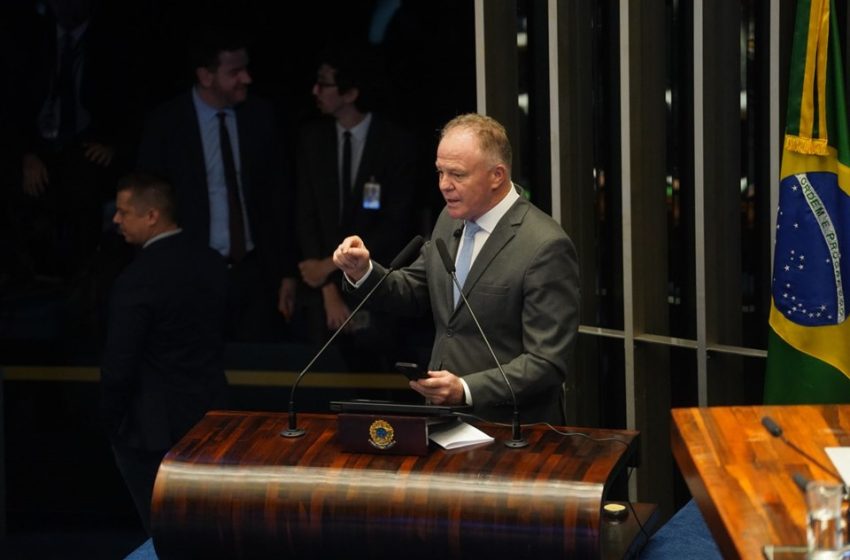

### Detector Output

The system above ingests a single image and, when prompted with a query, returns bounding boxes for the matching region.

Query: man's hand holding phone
[395,362,429,381]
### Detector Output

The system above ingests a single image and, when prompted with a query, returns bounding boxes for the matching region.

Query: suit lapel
[346,116,381,229]
[319,122,343,227]
[445,220,464,312]
[180,94,209,226]
[454,198,528,312]
[235,103,249,196]
[234,103,258,222]
[355,116,380,195]
[178,94,206,176]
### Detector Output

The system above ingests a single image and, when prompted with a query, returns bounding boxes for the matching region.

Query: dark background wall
[0,0,477,555]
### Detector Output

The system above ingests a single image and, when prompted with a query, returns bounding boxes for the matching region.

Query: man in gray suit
[334,113,579,424]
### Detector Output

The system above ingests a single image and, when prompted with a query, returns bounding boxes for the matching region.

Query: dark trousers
[111,443,167,535]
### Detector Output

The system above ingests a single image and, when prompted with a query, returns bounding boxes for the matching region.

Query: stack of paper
[429,421,494,450]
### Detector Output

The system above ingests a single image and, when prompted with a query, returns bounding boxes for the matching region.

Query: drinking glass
[806,481,845,559]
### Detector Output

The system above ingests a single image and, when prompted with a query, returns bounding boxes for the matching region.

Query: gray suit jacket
[357,193,580,424]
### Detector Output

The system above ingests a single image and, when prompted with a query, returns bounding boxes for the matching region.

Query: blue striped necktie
[454,221,481,305]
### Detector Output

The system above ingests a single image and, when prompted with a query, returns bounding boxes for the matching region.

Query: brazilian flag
[764,0,850,403]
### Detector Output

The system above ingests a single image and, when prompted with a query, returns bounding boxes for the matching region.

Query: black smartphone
[395,361,429,381]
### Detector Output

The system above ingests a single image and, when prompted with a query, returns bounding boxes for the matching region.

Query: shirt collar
[143,228,182,249]
[336,112,372,142]
[469,182,520,234]
[192,87,235,121]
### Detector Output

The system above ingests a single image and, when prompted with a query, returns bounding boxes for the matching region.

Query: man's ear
[341,87,360,105]
[196,66,213,89]
[490,163,507,188]
[146,207,161,227]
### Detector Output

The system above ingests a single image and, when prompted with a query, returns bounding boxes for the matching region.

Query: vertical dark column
[703,4,744,404]
[557,1,600,427]
[625,0,673,517]
[480,0,520,174]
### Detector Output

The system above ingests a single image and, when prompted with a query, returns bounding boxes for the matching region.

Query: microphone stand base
[279,428,306,438]
[504,438,529,448]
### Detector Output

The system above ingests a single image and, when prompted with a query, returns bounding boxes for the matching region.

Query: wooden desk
[151,411,640,559]
[671,405,850,560]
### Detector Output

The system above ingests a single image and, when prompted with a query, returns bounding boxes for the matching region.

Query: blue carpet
[642,499,722,559]
[125,538,157,560]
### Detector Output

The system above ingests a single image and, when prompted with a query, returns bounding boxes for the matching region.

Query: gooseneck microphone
[761,416,783,437]
[761,415,844,482]
[280,235,424,438]
[434,237,527,448]
[792,472,810,494]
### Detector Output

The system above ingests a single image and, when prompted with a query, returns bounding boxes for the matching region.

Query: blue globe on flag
[773,171,848,328]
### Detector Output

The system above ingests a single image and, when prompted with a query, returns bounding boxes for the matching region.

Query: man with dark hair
[137,27,297,341]
[334,114,580,423]
[296,44,419,370]
[101,172,228,534]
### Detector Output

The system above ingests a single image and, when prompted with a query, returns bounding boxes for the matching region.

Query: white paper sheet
[429,421,494,450]
[824,447,850,484]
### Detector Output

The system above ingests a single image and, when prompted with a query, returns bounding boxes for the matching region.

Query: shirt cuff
[344,260,374,288]
[460,378,473,406]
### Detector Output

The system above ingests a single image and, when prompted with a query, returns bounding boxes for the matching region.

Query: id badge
[363,177,381,210]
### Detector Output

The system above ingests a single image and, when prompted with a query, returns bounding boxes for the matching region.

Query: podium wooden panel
[151,411,638,559]
[672,405,850,560]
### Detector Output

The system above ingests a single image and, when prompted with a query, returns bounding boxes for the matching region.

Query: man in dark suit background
[101,172,228,534]
[4,0,131,283]
[334,114,580,424]
[296,45,419,370]
[137,26,297,342]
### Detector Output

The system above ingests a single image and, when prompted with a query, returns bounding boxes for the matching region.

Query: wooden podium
[151,411,641,559]
[672,405,850,560]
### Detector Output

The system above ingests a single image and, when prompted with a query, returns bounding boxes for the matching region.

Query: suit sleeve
[344,243,432,319]
[463,234,580,414]
[99,273,153,439]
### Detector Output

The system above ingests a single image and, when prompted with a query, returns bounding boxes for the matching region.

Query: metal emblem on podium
[337,413,429,455]
[368,419,396,450]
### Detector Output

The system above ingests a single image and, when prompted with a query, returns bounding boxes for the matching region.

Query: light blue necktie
[454,221,481,305]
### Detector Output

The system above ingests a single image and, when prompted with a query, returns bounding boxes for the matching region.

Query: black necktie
[340,130,352,225]
[57,33,77,143]
[217,112,247,262]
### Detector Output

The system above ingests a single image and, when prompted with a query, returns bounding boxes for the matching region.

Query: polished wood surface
[671,405,850,560]
[151,411,638,559]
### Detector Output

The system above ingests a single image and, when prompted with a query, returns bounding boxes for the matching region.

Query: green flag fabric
[764,0,850,404]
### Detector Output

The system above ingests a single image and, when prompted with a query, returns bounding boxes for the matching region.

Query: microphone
[280,235,424,437]
[761,416,783,437]
[453,227,462,239]
[388,235,426,270]
[434,237,527,448]
[761,415,844,482]
[792,472,810,493]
